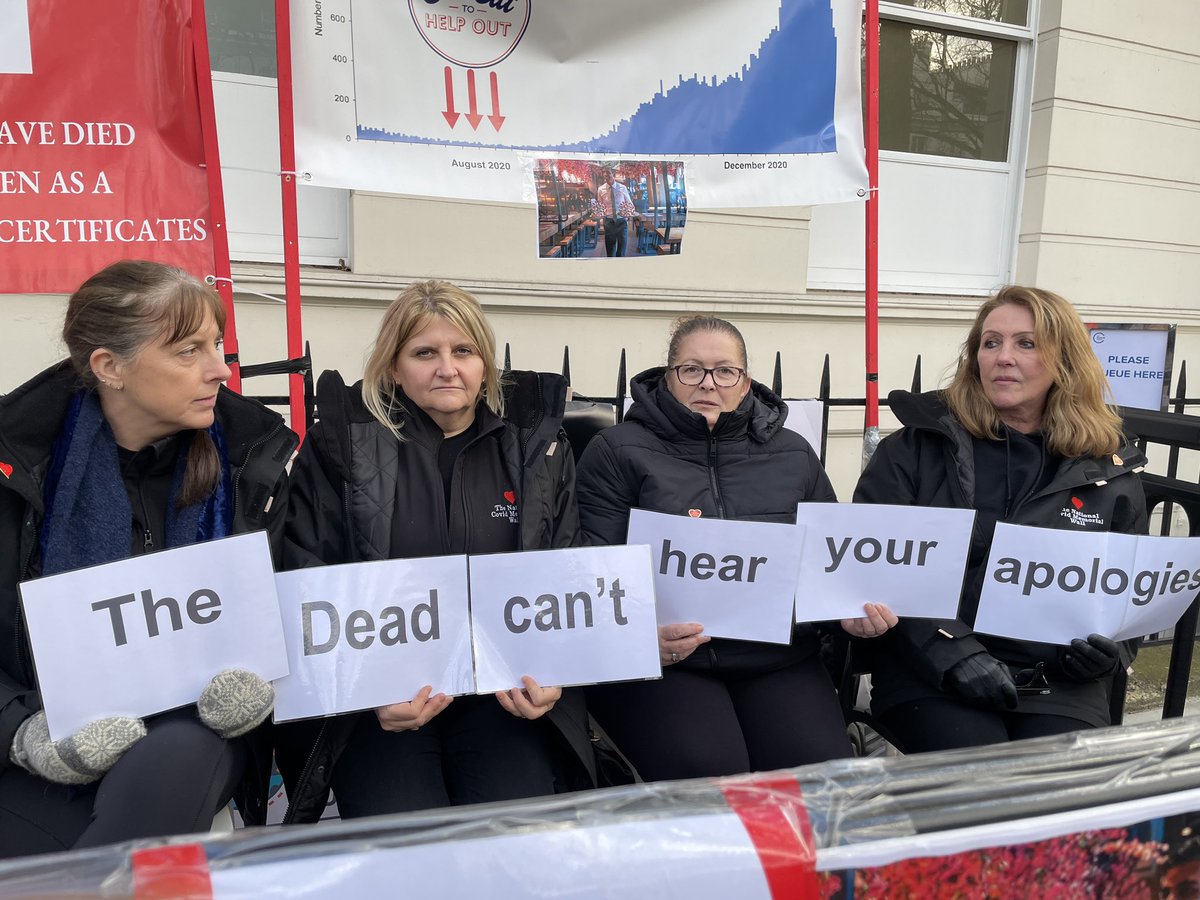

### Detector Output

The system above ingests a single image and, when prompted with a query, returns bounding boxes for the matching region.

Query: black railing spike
[911,355,922,393]
[818,354,831,465]
[561,346,571,382]
[503,342,511,374]
[616,349,628,423]
[771,352,783,395]
[1174,360,1188,414]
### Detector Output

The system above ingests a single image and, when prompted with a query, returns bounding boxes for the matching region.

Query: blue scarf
[40,391,231,576]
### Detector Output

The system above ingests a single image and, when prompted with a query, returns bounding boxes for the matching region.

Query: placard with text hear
[975,524,1200,643]
[626,508,803,644]
[273,555,474,722]
[469,545,660,693]
[19,532,287,741]
[792,503,975,622]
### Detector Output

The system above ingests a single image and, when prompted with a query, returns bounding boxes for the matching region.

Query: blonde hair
[362,280,504,440]
[667,315,748,370]
[944,285,1123,458]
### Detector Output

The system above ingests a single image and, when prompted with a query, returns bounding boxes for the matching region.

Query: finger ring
[670,652,679,663]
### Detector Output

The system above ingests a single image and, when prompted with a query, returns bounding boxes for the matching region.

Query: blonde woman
[855,285,1148,752]
[277,280,594,822]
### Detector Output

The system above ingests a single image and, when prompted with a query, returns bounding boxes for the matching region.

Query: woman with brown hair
[277,279,594,822]
[855,285,1148,752]
[0,260,295,856]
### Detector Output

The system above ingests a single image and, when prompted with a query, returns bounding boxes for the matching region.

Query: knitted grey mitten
[9,711,146,785]
[198,669,274,739]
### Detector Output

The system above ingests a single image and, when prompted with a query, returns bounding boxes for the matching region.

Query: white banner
[0,0,32,74]
[975,524,1200,643]
[272,555,474,722]
[792,503,975,622]
[626,508,802,644]
[290,0,867,207]
[469,545,661,693]
[211,813,774,899]
[19,532,288,741]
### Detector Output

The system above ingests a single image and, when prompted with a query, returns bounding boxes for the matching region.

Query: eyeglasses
[670,365,746,388]
[1013,662,1051,696]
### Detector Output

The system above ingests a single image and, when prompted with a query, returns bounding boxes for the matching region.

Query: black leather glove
[944,652,1018,710]
[1059,633,1121,681]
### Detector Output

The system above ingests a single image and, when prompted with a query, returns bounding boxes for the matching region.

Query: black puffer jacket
[854,390,1148,726]
[0,362,296,826]
[576,367,835,665]
[276,369,596,824]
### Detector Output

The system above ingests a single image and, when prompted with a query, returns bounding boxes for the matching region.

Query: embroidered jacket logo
[491,489,519,523]
[1060,495,1105,527]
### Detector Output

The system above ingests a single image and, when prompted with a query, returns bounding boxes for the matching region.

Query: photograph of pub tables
[532,158,687,259]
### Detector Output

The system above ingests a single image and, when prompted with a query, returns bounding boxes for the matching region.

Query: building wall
[5,3,1199,501]
[1018,0,1200,315]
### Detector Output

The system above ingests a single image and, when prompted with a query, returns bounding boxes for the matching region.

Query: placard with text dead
[273,555,474,721]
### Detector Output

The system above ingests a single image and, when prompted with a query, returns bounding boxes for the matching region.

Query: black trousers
[603,218,628,257]
[587,653,851,782]
[0,708,244,859]
[879,696,1093,753]
[329,694,559,818]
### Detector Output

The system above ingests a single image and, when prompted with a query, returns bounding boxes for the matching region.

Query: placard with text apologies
[273,555,474,722]
[626,508,802,644]
[469,545,660,693]
[793,503,975,622]
[975,524,1200,644]
[19,532,287,741]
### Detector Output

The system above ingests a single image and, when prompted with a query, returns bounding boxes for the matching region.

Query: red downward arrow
[488,71,505,131]
[442,67,460,128]
[465,69,483,130]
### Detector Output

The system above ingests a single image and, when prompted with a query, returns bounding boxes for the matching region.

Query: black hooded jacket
[275,369,595,824]
[576,367,836,665]
[854,390,1149,725]
[0,362,296,826]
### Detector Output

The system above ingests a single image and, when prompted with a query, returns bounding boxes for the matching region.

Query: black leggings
[879,697,1094,753]
[587,653,851,782]
[330,695,559,818]
[0,708,245,858]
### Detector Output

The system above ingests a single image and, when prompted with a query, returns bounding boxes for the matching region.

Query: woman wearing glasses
[576,315,894,780]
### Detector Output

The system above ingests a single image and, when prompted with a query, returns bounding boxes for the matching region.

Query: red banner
[0,0,214,294]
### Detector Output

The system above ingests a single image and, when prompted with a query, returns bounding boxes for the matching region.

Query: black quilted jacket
[275,369,595,824]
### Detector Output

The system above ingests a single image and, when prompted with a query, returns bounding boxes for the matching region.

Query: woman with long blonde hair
[855,285,1147,752]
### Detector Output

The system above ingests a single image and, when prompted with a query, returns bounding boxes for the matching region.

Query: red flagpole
[274,0,306,441]
[191,0,241,393]
[863,0,881,462]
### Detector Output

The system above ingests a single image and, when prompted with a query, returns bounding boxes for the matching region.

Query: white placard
[0,0,33,74]
[626,508,802,644]
[19,532,288,741]
[784,399,824,452]
[975,524,1200,643]
[272,555,474,721]
[1088,323,1173,412]
[469,545,661,693]
[792,503,975,622]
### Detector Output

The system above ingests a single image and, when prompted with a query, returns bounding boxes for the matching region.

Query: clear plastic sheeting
[3,717,1200,898]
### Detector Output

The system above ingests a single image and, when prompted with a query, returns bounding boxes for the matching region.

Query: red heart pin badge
[688,508,702,518]
[0,462,11,479]
[1071,496,1083,510]
[503,490,516,504]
